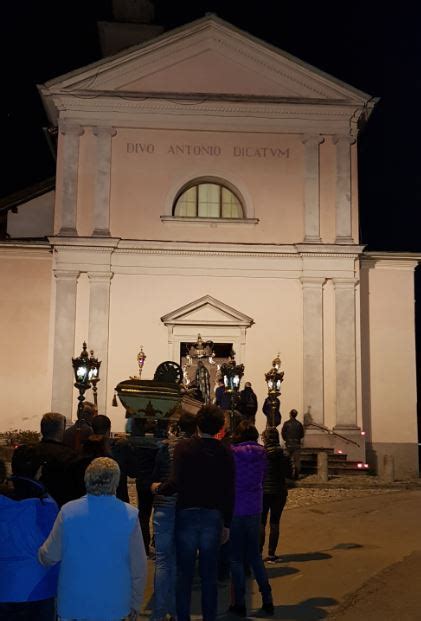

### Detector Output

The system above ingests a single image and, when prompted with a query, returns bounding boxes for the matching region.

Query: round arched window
[173,181,244,219]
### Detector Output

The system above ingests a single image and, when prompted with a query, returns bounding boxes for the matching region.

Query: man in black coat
[31,412,77,506]
[238,382,258,423]
[281,409,304,479]
[63,402,96,451]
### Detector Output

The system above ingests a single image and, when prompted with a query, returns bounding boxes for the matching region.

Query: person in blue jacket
[0,444,59,621]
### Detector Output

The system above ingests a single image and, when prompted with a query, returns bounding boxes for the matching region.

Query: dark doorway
[180,341,233,400]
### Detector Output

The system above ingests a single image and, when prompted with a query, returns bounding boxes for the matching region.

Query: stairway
[299,447,370,476]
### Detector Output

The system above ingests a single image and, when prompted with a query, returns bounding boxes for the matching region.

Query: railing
[304,420,360,447]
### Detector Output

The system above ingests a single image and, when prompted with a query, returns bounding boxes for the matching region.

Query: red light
[357,463,363,468]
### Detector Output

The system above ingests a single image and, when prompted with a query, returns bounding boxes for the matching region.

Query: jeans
[261,493,287,557]
[176,508,223,621]
[0,598,55,621]
[230,514,272,607]
[136,483,154,555]
[152,503,177,621]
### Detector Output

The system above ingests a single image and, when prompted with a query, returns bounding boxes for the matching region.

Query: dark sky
[1,1,420,253]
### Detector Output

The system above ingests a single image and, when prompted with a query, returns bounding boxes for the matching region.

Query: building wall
[360,258,419,478]
[68,127,358,246]
[0,246,53,431]
[7,191,55,238]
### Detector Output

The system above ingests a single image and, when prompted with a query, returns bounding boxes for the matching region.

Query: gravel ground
[128,475,418,509]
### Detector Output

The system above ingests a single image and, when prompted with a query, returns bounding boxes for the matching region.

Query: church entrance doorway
[180,339,233,403]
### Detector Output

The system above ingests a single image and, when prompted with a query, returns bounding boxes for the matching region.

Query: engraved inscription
[126,143,290,158]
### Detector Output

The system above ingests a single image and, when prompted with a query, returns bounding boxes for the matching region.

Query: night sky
[1,1,419,254]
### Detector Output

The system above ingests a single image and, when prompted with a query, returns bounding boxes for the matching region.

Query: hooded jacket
[0,478,59,602]
[231,441,267,516]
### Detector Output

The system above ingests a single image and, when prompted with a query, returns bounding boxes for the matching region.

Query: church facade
[1,16,419,477]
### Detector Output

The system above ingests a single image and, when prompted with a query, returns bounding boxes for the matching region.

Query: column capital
[87,271,114,282]
[332,277,359,289]
[300,277,326,288]
[54,269,80,281]
[59,122,84,137]
[302,134,325,146]
[332,135,356,146]
[93,126,117,138]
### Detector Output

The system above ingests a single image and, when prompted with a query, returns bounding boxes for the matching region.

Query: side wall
[0,246,53,431]
[360,258,419,478]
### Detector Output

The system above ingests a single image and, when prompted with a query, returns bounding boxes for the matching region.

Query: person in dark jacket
[154,405,235,621]
[63,401,96,451]
[92,414,133,502]
[131,421,161,557]
[70,434,114,498]
[229,421,273,617]
[150,411,197,621]
[262,396,281,428]
[260,427,292,562]
[238,382,258,423]
[214,378,232,410]
[281,409,304,479]
[31,412,77,507]
[0,445,59,621]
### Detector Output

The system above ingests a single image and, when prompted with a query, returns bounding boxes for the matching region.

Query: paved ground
[135,481,421,621]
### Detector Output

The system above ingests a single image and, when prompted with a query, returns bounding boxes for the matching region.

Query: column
[302,135,324,242]
[92,127,117,236]
[333,278,358,429]
[333,135,355,244]
[301,277,325,425]
[88,272,113,414]
[58,123,84,236]
[51,270,79,421]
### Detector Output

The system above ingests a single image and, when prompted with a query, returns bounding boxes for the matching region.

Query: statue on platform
[195,360,211,404]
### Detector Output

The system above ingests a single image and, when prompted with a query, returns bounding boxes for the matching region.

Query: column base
[303,236,322,243]
[59,227,78,236]
[335,236,354,244]
[92,228,111,237]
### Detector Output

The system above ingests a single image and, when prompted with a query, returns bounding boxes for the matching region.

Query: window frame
[173,180,244,220]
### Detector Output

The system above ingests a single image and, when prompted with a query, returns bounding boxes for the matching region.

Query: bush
[3,429,40,446]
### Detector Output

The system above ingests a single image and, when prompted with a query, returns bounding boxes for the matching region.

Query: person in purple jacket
[229,421,274,617]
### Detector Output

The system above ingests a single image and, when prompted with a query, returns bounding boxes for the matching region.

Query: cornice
[0,241,51,259]
[50,95,360,135]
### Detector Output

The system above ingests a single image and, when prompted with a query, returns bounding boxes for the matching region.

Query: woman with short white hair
[39,457,147,621]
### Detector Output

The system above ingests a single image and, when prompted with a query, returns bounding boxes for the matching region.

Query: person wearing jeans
[229,421,274,617]
[150,412,197,621]
[154,405,235,621]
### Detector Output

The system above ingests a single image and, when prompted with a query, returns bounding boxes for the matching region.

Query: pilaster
[333,277,359,429]
[51,269,80,420]
[87,271,113,414]
[302,135,324,243]
[301,277,325,425]
[92,126,117,237]
[58,123,84,236]
[333,135,355,244]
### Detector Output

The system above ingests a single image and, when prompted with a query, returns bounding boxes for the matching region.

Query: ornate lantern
[264,354,284,427]
[88,349,101,408]
[72,343,92,416]
[220,350,244,432]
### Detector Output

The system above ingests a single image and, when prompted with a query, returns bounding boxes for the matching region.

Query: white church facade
[0,16,419,477]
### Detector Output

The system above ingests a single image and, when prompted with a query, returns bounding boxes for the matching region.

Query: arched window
[173,181,244,219]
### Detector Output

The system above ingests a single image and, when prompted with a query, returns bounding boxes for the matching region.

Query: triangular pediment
[42,15,370,105]
[161,295,254,327]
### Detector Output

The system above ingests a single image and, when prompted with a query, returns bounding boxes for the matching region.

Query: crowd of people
[0,384,305,621]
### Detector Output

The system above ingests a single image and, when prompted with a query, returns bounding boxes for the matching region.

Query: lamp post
[72,342,92,418]
[88,349,101,409]
[264,353,284,428]
[220,350,244,433]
